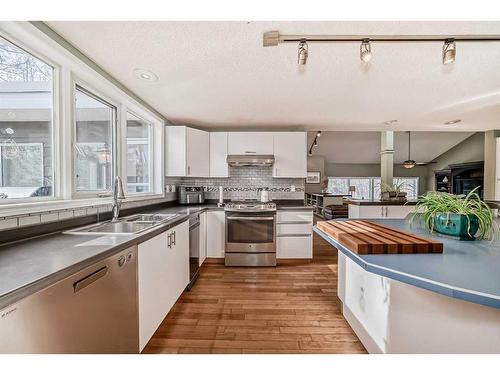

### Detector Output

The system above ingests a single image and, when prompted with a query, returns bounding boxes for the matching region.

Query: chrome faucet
[111,176,125,222]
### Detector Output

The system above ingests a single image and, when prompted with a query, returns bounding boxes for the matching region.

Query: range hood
[226,154,275,167]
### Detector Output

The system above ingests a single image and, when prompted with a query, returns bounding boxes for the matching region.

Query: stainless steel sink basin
[64,213,180,235]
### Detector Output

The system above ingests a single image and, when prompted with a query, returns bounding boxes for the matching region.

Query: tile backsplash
[166,166,305,201]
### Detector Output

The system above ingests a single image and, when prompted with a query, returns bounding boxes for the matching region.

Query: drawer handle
[73,266,108,293]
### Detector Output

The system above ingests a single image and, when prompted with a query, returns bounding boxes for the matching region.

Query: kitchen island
[314,218,500,354]
[347,199,417,219]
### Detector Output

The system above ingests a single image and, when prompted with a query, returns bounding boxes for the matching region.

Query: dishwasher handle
[73,266,108,293]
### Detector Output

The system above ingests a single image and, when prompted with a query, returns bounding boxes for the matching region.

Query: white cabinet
[210,132,229,177]
[228,132,274,155]
[348,204,414,219]
[199,212,207,266]
[273,132,307,178]
[138,220,189,351]
[165,126,209,177]
[206,210,225,258]
[276,210,313,259]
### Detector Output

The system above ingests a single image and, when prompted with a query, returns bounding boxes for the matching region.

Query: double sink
[65,213,180,235]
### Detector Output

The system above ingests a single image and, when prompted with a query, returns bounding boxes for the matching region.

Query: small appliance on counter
[178,186,205,205]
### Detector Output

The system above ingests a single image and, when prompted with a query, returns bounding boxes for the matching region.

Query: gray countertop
[348,199,418,206]
[0,204,223,310]
[0,202,310,310]
[314,219,500,309]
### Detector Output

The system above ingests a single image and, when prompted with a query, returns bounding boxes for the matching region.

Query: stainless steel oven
[224,201,276,266]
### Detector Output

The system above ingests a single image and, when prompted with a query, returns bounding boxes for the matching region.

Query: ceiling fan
[402,131,437,169]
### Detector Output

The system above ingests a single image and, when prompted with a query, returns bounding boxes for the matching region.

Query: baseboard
[204,258,225,264]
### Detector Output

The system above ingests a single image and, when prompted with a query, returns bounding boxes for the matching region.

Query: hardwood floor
[142,221,367,354]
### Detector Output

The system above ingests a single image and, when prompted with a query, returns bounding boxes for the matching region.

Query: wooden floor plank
[142,222,367,354]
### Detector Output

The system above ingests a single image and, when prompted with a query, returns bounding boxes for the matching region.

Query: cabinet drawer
[277,210,313,223]
[277,235,312,259]
[277,223,312,236]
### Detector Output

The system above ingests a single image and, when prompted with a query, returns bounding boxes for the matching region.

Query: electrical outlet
[290,185,296,192]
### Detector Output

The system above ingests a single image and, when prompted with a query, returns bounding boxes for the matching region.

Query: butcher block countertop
[314,218,500,309]
[316,220,443,254]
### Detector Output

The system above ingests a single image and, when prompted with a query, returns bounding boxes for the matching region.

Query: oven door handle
[226,216,275,221]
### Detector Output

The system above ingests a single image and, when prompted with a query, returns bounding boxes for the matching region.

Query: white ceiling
[48,21,500,131]
[308,131,474,164]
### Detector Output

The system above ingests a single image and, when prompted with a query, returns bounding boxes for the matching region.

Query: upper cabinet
[210,132,229,177]
[165,126,209,177]
[273,132,307,178]
[228,132,274,155]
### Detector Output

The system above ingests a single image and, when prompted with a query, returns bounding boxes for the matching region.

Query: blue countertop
[314,219,500,309]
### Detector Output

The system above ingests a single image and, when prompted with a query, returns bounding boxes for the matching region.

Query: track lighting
[360,39,372,62]
[442,39,456,64]
[308,131,322,156]
[297,39,308,65]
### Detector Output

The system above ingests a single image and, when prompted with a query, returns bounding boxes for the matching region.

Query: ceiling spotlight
[442,39,456,65]
[360,39,372,62]
[297,39,308,65]
[133,68,158,82]
[313,140,318,147]
[444,119,462,125]
[316,131,322,137]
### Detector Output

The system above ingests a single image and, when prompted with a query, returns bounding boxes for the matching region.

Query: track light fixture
[308,131,322,156]
[264,31,500,67]
[360,39,372,62]
[442,39,456,65]
[297,39,308,65]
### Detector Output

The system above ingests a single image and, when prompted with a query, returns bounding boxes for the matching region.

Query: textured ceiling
[48,21,500,131]
[307,131,474,164]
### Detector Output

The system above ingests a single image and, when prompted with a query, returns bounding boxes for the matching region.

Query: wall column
[380,131,394,188]
[484,130,499,200]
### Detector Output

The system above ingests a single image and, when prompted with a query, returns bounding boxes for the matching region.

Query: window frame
[72,83,119,199]
[0,30,59,204]
[328,176,419,200]
[0,22,165,216]
[124,110,155,196]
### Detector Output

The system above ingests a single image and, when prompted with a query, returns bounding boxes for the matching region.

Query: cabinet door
[165,126,187,176]
[277,235,313,259]
[206,211,225,258]
[210,132,229,177]
[199,212,207,266]
[228,132,274,155]
[386,205,414,219]
[273,132,307,178]
[168,221,190,303]
[186,127,209,177]
[352,205,387,219]
[138,232,169,350]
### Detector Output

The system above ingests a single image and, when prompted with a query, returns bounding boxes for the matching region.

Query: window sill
[0,193,167,218]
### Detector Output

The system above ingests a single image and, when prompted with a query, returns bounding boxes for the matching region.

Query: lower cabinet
[348,204,415,219]
[138,220,189,351]
[276,210,313,259]
[206,210,225,258]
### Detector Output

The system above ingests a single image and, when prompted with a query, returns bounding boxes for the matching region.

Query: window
[0,36,54,200]
[126,112,152,194]
[74,86,115,193]
[328,177,419,200]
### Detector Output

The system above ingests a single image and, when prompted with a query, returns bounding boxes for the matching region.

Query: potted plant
[411,187,496,240]
[380,181,407,202]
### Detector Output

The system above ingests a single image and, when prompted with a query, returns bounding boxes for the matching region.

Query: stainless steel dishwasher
[187,215,200,290]
[0,246,138,353]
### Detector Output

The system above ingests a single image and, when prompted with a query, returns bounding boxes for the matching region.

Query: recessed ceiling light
[384,120,398,125]
[133,68,158,82]
[444,119,462,125]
